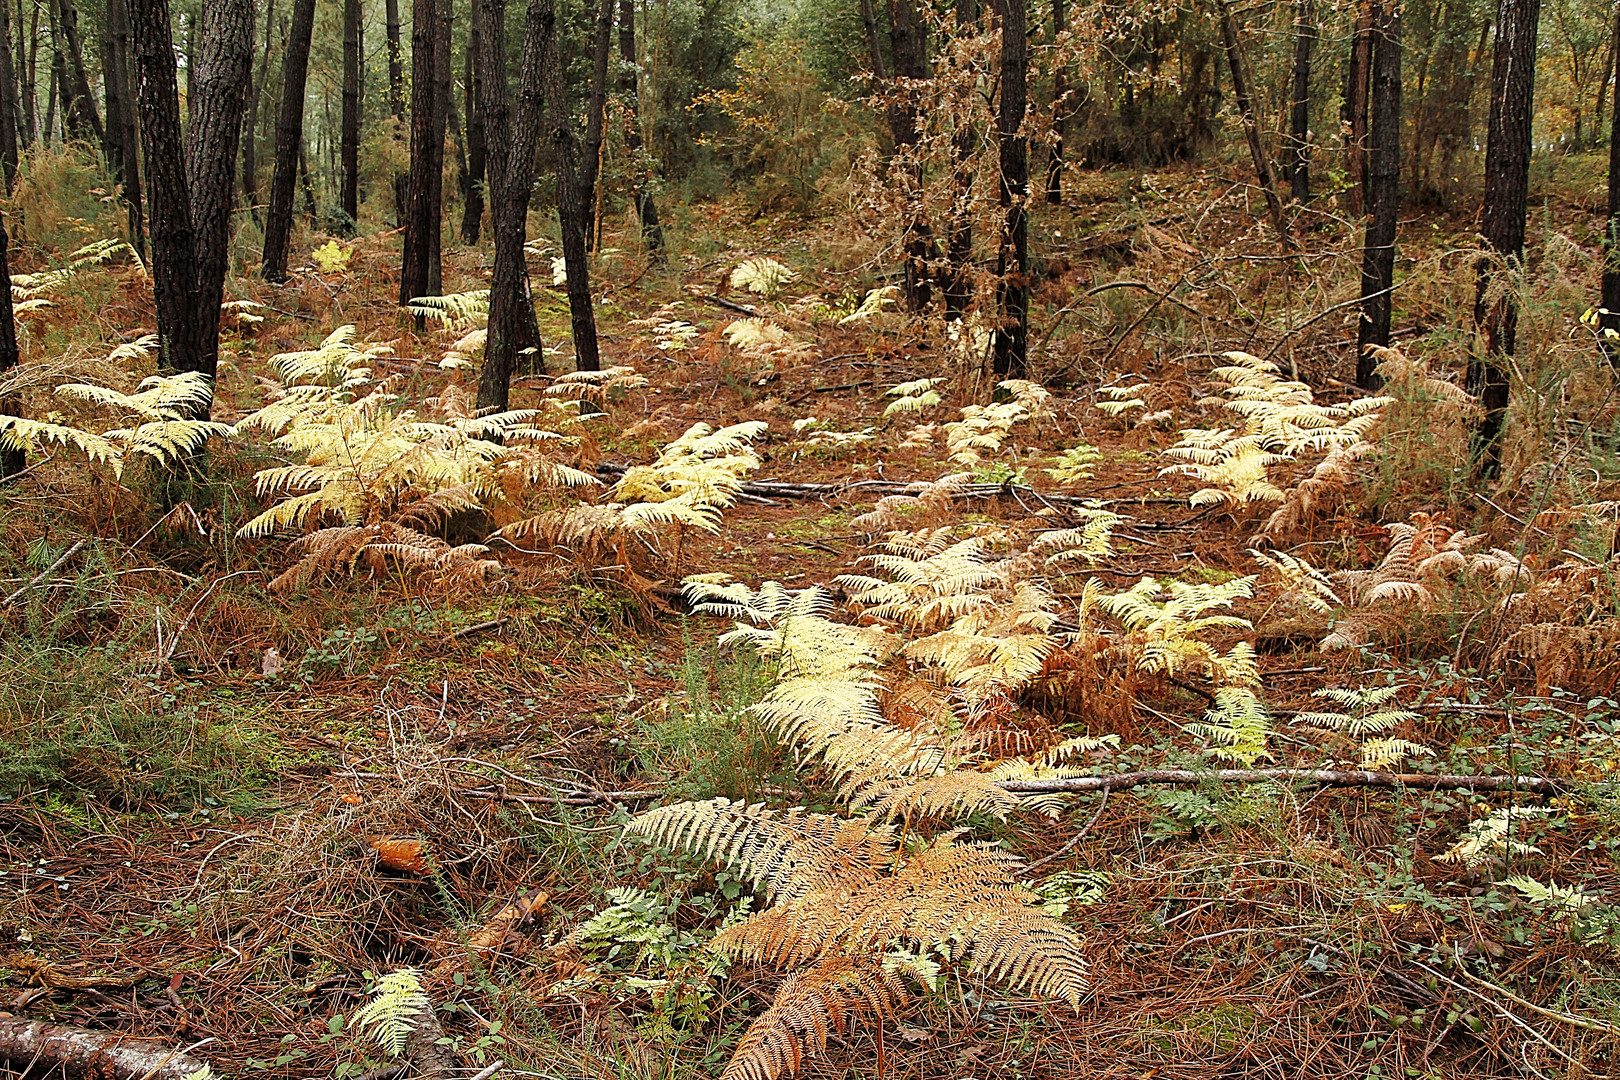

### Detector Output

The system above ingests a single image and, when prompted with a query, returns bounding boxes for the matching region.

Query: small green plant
[312,240,353,274]
[348,968,429,1055]
[1046,444,1102,484]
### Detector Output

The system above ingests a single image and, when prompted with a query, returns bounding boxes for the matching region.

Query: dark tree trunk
[385,0,408,226]
[0,0,19,188]
[476,0,547,410]
[261,0,316,283]
[1342,0,1374,216]
[20,0,36,147]
[0,210,20,479]
[542,0,600,371]
[1467,0,1540,481]
[1354,0,1400,388]
[1216,0,1286,235]
[581,0,614,253]
[187,0,252,395]
[889,0,933,312]
[128,0,202,386]
[1287,0,1315,203]
[339,0,361,232]
[1046,0,1065,204]
[427,0,451,294]
[460,16,485,244]
[944,0,978,323]
[240,0,275,229]
[298,137,316,218]
[108,0,145,257]
[617,0,662,258]
[401,0,440,306]
[991,0,1028,377]
[859,0,889,81]
[53,0,101,145]
[1600,2,1620,357]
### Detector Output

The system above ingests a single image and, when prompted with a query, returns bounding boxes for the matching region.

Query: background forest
[3,0,1620,1078]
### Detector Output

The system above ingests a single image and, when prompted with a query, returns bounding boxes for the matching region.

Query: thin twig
[3,539,88,607]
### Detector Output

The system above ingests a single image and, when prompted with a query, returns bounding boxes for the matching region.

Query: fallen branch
[997,768,1568,795]
[404,1004,458,1080]
[0,1018,210,1080]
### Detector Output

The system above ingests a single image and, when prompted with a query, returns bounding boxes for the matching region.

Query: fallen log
[997,768,1568,795]
[0,1018,209,1080]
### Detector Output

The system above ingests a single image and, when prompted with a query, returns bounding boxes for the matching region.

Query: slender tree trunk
[128,0,202,383]
[1046,0,1065,204]
[991,0,1028,377]
[240,0,275,229]
[19,0,35,148]
[1599,1,1620,358]
[0,208,20,479]
[1216,0,1286,235]
[106,0,145,256]
[53,0,101,145]
[1355,0,1400,388]
[339,0,362,233]
[860,0,889,81]
[888,0,933,312]
[261,0,316,282]
[0,0,18,188]
[580,0,614,254]
[402,0,439,306]
[1287,0,1315,203]
[1467,0,1540,481]
[186,0,251,399]
[298,137,316,218]
[460,16,485,243]
[46,3,67,143]
[618,0,662,258]
[427,0,451,294]
[1343,0,1374,216]
[386,0,408,225]
[542,0,601,371]
[476,0,547,410]
[944,0,978,323]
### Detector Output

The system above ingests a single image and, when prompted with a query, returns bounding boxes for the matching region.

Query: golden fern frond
[348,968,429,1057]
[683,578,833,626]
[730,257,797,298]
[850,769,1029,822]
[883,377,946,417]
[1250,548,1341,612]
[1186,687,1271,764]
[628,799,897,903]
[107,419,233,465]
[721,956,903,1080]
[407,289,491,328]
[1360,738,1434,770]
[0,416,121,468]
[57,371,214,421]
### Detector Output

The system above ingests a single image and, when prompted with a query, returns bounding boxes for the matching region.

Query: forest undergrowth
[5,156,1620,1080]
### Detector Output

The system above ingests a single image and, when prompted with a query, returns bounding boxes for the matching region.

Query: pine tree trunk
[1467,0,1540,481]
[476,0,547,411]
[128,0,203,387]
[460,17,485,244]
[53,0,101,145]
[1287,0,1315,203]
[1600,1,1620,359]
[991,0,1028,377]
[298,136,316,218]
[944,0,978,323]
[187,0,251,396]
[240,0,275,229]
[1216,0,1286,235]
[261,0,316,282]
[339,0,361,233]
[581,0,614,253]
[617,0,662,258]
[106,0,145,256]
[1342,0,1373,216]
[1354,0,1399,388]
[427,0,451,294]
[542,0,600,372]
[0,210,19,479]
[20,0,35,148]
[401,0,440,306]
[1046,0,1065,205]
[0,0,19,188]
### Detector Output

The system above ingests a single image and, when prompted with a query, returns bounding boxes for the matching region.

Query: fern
[837,285,900,323]
[1186,687,1271,765]
[1292,685,1419,737]
[1435,807,1549,869]
[1096,382,1148,419]
[1359,737,1434,770]
[1501,875,1598,919]
[722,955,902,1080]
[883,377,946,417]
[407,290,491,328]
[1046,444,1103,484]
[1030,507,1122,567]
[1251,548,1341,612]
[1098,576,1257,684]
[731,257,797,298]
[348,968,430,1056]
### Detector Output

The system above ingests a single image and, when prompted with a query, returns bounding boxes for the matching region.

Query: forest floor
[4,157,1620,1080]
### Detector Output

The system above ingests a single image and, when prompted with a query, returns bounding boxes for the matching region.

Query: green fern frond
[1501,876,1598,919]
[1359,738,1434,770]
[1435,807,1549,868]
[348,968,429,1057]
[1186,687,1271,765]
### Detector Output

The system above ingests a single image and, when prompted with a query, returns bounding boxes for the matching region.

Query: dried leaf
[367,836,427,874]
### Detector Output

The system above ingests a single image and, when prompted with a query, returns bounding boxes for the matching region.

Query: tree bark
[401,0,441,306]
[617,0,662,258]
[1342,0,1374,216]
[1600,1,1620,357]
[187,0,252,395]
[261,0,316,283]
[128,0,203,386]
[1286,0,1315,203]
[385,0,408,226]
[53,0,101,145]
[0,1019,212,1080]
[240,0,276,229]
[1046,0,1065,205]
[427,0,452,294]
[1216,0,1286,235]
[20,0,36,147]
[0,0,18,189]
[990,0,1028,377]
[581,0,615,253]
[543,0,601,371]
[943,0,978,323]
[340,0,362,232]
[460,15,486,244]
[1354,0,1399,388]
[476,0,548,410]
[1468,0,1540,481]
[0,200,22,479]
